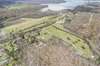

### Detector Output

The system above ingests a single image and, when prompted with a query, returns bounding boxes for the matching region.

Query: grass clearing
[39,25,93,58]
[1,16,56,34]
[6,4,33,10]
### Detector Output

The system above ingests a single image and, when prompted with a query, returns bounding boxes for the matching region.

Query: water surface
[41,0,100,11]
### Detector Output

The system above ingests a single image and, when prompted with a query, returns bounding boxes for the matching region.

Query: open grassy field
[39,25,93,59]
[1,16,56,34]
[5,3,33,10]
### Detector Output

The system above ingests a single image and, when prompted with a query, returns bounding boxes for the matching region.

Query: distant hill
[0,0,15,8]
[72,2,100,13]
[0,0,65,8]
[13,0,65,4]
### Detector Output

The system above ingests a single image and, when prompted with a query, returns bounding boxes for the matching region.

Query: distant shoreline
[15,0,66,4]
[40,0,100,12]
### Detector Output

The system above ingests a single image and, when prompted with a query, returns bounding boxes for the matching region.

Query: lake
[41,0,100,11]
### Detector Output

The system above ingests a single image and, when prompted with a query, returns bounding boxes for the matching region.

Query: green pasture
[39,25,93,58]
[1,16,56,34]
[6,4,32,10]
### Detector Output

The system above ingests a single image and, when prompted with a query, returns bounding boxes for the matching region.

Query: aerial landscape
[0,0,100,66]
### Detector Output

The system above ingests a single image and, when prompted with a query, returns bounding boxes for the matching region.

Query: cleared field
[39,25,93,59]
[6,4,33,10]
[1,16,56,34]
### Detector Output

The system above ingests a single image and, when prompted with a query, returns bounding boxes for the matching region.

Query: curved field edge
[39,25,93,59]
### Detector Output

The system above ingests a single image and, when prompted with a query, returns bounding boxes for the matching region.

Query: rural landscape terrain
[0,0,100,66]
